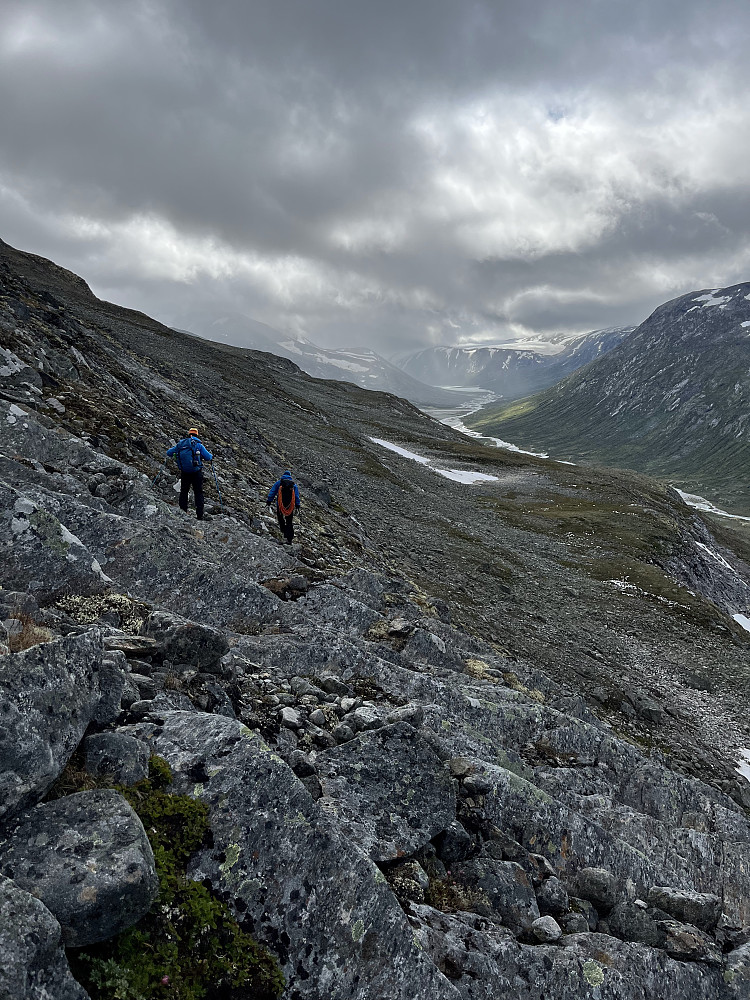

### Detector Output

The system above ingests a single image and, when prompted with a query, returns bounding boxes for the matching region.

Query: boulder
[0,790,158,947]
[532,915,562,943]
[91,651,129,725]
[450,858,540,931]
[434,820,475,864]
[536,876,569,918]
[0,875,89,1000]
[84,731,149,786]
[0,631,103,822]
[608,901,665,948]
[316,722,456,863]
[143,610,229,671]
[153,711,460,1000]
[570,867,619,912]
[646,886,722,932]
[658,919,722,965]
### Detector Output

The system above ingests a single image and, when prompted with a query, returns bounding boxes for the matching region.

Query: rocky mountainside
[468,285,750,512]
[3,239,750,998]
[184,312,466,407]
[399,328,632,398]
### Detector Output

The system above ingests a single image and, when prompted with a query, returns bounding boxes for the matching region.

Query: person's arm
[266,481,280,505]
[166,444,177,458]
[294,483,300,509]
[198,443,213,461]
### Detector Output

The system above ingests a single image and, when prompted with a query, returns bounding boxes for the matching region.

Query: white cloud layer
[2,0,750,354]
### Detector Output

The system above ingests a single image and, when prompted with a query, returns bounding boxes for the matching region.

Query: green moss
[68,756,284,1000]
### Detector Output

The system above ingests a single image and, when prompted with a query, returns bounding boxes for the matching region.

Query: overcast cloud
[2,0,750,355]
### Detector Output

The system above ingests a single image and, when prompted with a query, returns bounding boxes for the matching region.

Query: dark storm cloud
[2,0,750,354]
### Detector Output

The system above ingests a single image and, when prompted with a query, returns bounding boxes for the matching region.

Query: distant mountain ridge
[399,328,632,399]
[468,282,750,512]
[180,314,468,408]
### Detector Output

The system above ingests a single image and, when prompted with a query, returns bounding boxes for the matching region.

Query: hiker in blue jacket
[266,470,300,544]
[166,427,213,520]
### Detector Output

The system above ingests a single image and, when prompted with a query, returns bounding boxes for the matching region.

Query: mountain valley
[3,240,750,998]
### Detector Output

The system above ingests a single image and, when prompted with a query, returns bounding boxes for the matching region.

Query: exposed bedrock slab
[316,722,456,863]
[408,905,723,1000]
[0,790,158,947]
[450,858,540,931]
[151,711,460,1000]
[0,875,90,1000]
[0,483,111,600]
[0,631,103,823]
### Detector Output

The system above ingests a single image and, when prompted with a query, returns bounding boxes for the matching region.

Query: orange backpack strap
[278,482,295,516]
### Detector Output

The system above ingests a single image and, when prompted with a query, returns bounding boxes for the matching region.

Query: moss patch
[68,756,284,1000]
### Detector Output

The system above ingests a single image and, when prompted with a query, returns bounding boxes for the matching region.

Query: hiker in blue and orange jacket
[166,427,213,520]
[266,470,300,544]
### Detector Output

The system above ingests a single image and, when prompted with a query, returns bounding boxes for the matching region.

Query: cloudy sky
[3,0,750,357]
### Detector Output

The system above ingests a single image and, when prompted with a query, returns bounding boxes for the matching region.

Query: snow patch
[733,614,750,635]
[736,749,750,783]
[370,437,499,484]
[692,292,732,309]
[675,488,750,524]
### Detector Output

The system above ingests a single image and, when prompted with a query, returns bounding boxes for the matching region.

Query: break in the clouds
[2,0,750,356]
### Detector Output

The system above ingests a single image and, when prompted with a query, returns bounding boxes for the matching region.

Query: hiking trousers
[180,470,204,519]
[277,509,294,543]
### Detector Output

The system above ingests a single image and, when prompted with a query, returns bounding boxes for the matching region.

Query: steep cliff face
[3,241,750,999]
[468,283,750,512]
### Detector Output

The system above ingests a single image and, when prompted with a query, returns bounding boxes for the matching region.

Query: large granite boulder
[0,790,158,947]
[647,886,722,932]
[0,631,103,822]
[143,610,230,671]
[450,858,540,931]
[316,722,456,862]
[0,875,89,1000]
[151,711,460,1000]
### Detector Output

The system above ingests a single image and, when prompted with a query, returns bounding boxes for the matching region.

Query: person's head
[188,427,199,437]
[282,469,292,479]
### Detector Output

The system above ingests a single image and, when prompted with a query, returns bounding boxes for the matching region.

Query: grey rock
[317,722,456,863]
[128,698,155,719]
[532,915,562,942]
[647,886,722,932]
[153,711,460,999]
[0,790,158,947]
[724,940,750,998]
[608,901,665,948]
[562,912,590,934]
[569,896,599,930]
[0,631,103,823]
[451,858,540,931]
[92,654,128,724]
[659,919,722,965]
[0,875,89,1000]
[309,708,327,727]
[319,674,352,696]
[435,820,475,864]
[463,772,493,796]
[143,610,230,671]
[332,723,355,743]
[84,731,149,786]
[289,750,317,778]
[386,703,425,728]
[129,672,157,700]
[536,876,569,918]
[571,866,619,911]
[347,703,386,732]
[120,675,140,709]
[280,706,303,729]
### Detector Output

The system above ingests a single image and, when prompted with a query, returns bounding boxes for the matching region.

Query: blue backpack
[175,437,201,472]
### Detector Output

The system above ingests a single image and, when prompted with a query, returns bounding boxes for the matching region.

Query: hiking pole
[210,460,225,512]
[151,459,168,485]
